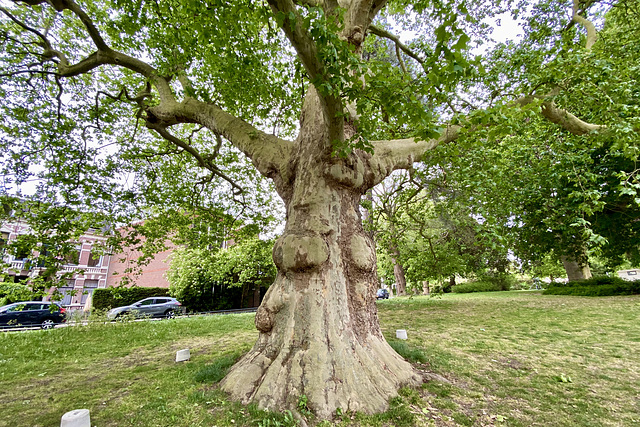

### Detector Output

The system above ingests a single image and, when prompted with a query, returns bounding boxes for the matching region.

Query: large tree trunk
[220,89,421,419]
[561,255,592,281]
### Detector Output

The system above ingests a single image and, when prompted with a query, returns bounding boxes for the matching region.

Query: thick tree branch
[267,0,345,145]
[368,25,424,64]
[347,0,387,34]
[267,0,324,82]
[572,0,597,50]
[515,95,604,135]
[60,0,110,51]
[147,98,294,181]
[367,125,461,187]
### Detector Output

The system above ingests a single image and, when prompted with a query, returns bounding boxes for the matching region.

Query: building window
[64,246,81,265]
[87,252,102,267]
[82,280,99,304]
[57,280,77,306]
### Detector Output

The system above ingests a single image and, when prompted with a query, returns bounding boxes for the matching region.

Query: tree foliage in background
[431,0,640,280]
[370,170,510,293]
[168,237,276,312]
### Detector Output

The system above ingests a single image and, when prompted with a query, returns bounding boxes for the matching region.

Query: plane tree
[0,0,624,418]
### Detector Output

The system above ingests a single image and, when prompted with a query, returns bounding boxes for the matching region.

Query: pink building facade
[1,219,112,310]
[105,245,172,289]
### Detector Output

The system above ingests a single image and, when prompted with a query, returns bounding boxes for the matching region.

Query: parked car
[376,289,390,300]
[0,301,67,329]
[107,297,183,320]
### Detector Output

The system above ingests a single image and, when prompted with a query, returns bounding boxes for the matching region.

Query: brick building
[2,217,263,311]
[105,242,173,289]
[1,218,112,310]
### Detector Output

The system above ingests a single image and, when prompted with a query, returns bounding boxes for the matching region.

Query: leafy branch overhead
[1,0,614,188]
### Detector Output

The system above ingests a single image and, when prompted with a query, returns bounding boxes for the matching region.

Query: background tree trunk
[390,249,408,296]
[561,256,592,281]
[388,224,407,296]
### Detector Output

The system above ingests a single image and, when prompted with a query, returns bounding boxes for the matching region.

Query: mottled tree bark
[561,255,592,281]
[220,89,421,418]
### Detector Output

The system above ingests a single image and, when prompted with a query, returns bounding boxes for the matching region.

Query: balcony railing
[9,260,25,271]
[4,261,106,276]
[60,265,106,274]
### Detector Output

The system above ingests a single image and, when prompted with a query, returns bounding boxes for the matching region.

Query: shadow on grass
[194,351,244,383]
[387,338,429,364]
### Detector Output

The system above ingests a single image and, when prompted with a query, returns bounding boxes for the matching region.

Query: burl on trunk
[220,89,422,419]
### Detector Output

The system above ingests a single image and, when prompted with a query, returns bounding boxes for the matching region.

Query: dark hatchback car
[0,301,67,330]
[376,289,390,300]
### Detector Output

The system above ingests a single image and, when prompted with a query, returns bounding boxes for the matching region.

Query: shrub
[543,276,640,296]
[0,282,34,305]
[451,281,505,293]
[477,272,516,291]
[92,286,169,310]
[577,276,626,287]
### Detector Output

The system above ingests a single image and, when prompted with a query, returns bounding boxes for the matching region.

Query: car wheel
[41,319,55,329]
[164,310,175,319]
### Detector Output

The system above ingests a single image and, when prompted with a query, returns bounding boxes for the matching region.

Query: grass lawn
[1,291,639,426]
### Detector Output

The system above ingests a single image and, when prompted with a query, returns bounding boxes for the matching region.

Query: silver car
[107,297,183,320]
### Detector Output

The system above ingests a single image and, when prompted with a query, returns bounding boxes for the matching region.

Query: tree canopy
[1,0,637,419]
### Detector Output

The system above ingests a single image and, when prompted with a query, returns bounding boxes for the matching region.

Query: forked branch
[6,0,294,182]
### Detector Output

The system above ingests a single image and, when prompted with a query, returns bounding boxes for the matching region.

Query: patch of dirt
[494,357,530,371]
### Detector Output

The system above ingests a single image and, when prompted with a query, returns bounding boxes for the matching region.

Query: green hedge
[543,276,640,297]
[451,281,506,294]
[92,287,170,310]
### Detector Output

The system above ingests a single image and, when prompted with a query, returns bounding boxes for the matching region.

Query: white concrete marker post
[60,409,90,427]
[396,329,408,340]
[176,348,190,362]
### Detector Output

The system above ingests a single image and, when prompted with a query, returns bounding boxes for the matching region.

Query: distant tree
[211,237,277,308]
[371,169,510,293]
[168,237,276,311]
[166,247,217,312]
